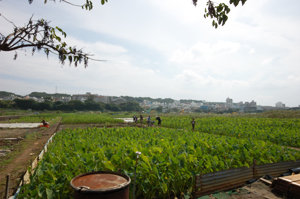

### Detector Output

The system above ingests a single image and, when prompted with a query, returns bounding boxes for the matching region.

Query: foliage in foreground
[19,127,300,199]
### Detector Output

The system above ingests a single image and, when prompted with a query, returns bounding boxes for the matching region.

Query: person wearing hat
[156,115,162,126]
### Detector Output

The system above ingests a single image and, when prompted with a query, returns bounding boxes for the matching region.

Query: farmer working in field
[133,115,137,123]
[191,118,196,131]
[147,115,151,127]
[140,115,143,126]
[156,115,162,126]
[40,119,49,128]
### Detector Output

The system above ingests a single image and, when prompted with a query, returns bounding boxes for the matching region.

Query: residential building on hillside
[23,96,45,102]
[4,95,18,101]
[72,92,97,102]
[58,96,71,103]
[94,96,110,104]
[111,97,127,105]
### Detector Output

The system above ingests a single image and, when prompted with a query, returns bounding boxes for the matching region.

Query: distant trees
[14,99,37,110]
[121,96,174,104]
[9,98,142,112]
[155,106,163,112]
[29,92,71,98]
[0,100,14,109]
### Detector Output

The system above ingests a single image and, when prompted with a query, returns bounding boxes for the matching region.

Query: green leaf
[38,184,46,198]
[46,189,54,199]
[217,5,223,12]
[103,161,115,171]
[55,36,61,42]
[162,183,168,193]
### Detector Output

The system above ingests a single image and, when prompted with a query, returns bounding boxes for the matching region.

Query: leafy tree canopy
[29,92,71,98]
[0,91,22,98]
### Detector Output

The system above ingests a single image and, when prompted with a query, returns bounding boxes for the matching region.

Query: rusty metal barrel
[70,171,131,199]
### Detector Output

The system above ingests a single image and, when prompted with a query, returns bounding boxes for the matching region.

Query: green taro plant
[19,127,300,199]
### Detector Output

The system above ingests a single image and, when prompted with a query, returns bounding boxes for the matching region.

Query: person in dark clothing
[156,115,161,126]
[133,115,136,123]
[140,115,143,125]
[147,115,151,126]
[191,118,196,131]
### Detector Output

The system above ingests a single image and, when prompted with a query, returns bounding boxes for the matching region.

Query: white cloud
[249,48,256,54]
[174,70,249,88]
[261,58,273,66]
[169,41,240,64]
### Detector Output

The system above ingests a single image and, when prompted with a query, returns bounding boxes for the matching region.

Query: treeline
[180,99,203,103]
[121,96,175,103]
[29,92,71,98]
[0,91,22,98]
[0,99,142,112]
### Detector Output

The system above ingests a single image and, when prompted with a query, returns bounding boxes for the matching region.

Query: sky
[0,0,300,107]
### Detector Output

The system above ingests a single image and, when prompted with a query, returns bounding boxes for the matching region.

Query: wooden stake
[5,174,10,199]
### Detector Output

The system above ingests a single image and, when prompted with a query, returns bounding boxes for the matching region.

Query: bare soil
[0,122,60,199]
[199,181,292,199]
[0,128,38,138]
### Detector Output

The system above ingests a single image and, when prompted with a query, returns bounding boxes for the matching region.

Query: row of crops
[2,113,123,124]
[19,127,300,199]
[161,116,300,147]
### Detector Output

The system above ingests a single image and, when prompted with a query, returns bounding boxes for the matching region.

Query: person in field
[147,115,151,127]
[39,119,49,128]
[191,118,196,131]
[140,115,143,126]
[133,115,136,123]
[156,115,162,126]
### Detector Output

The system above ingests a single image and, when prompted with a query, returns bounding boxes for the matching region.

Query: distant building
[58,96,71,103]
[4,95,17,101]
[94,96,110,104]
[249,100,257,107]
[111,97,127,105]
[72,92,111,103]
[275,102,285,108]
[72,92,97,102]
[23,96,45,102]
[236,101,243,108]
[226,97,233,108]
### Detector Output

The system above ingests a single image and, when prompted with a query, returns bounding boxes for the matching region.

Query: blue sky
[1,0,300,107]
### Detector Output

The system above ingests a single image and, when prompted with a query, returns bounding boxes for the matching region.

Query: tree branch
[1,16,105,67]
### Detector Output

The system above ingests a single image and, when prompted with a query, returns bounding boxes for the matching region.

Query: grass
[0,116,60,169]
[0,130,44,168]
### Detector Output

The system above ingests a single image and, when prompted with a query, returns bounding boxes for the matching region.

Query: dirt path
[0,128,39,138]
[287,146,300,151]
[0,122,60,199]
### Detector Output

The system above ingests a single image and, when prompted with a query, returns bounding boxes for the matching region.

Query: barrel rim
[70,171,131,193]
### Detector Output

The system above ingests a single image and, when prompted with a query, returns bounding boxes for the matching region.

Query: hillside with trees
[29,92,71,98]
